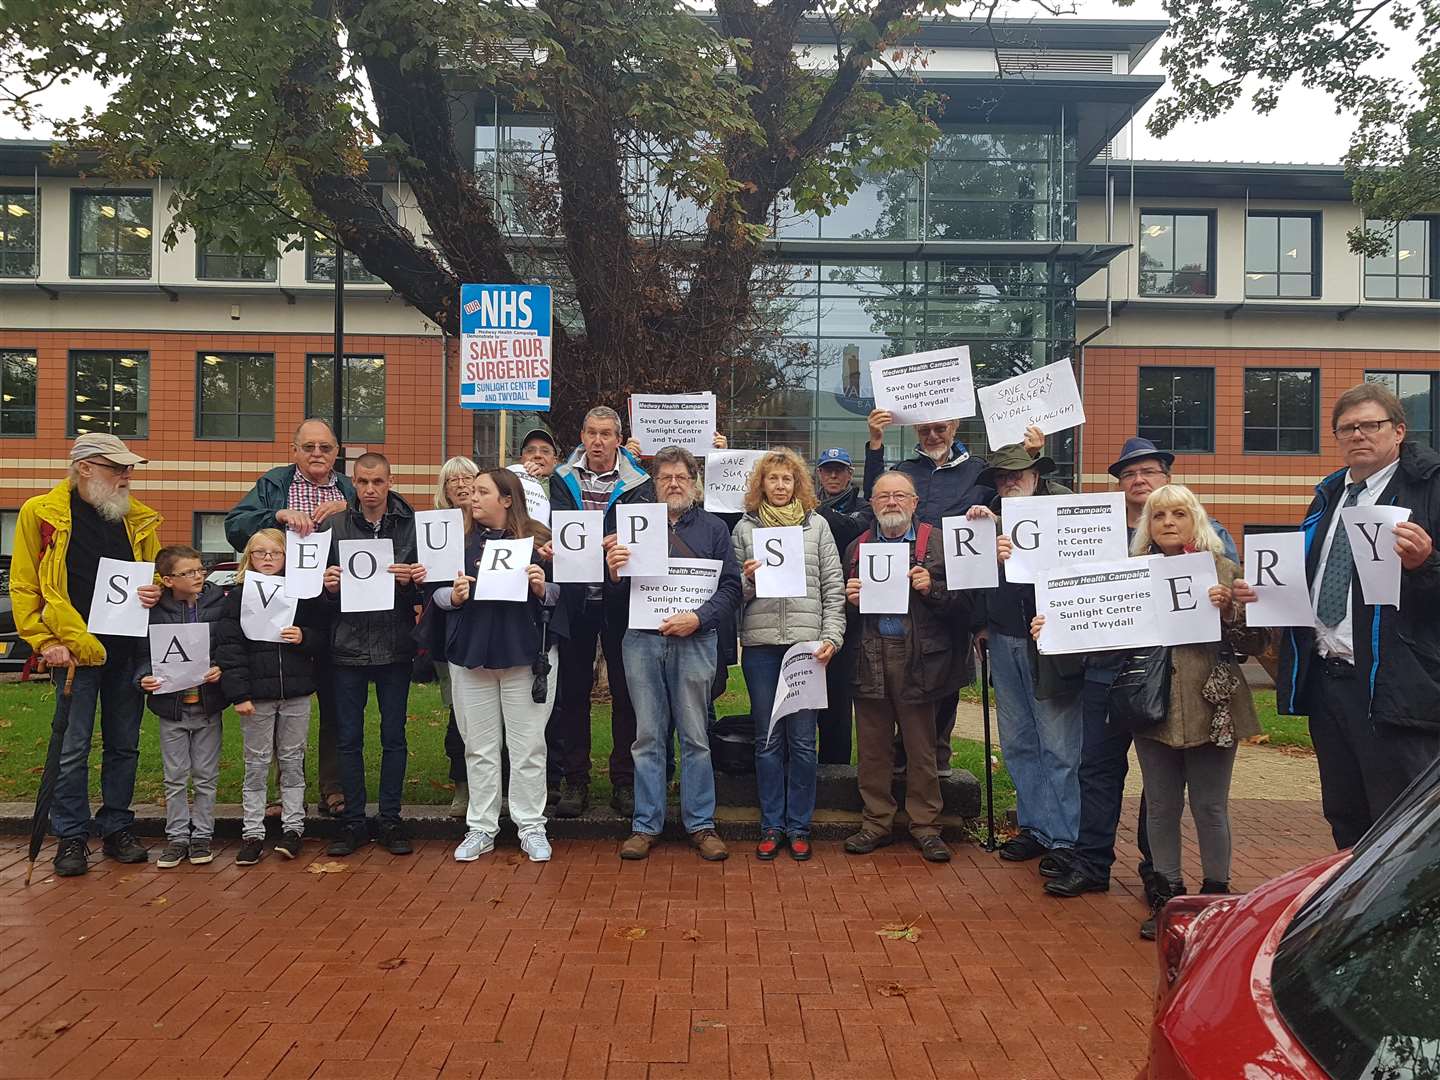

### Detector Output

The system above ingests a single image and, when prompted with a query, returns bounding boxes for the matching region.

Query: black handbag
[1106,645,1172,734]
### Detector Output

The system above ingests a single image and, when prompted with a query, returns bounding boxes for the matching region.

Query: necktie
[1315,481,1367,627]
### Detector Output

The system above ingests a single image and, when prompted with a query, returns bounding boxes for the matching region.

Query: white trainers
[454,829,494,862]
[448,782,469,818]
[519,830,552,862]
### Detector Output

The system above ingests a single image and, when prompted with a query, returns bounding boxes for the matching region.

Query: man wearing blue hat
[814,448,871,764]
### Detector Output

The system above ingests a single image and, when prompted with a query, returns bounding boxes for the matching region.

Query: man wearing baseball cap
[813,448,871,764]
[519,427,559,493]
[11,433,164,876]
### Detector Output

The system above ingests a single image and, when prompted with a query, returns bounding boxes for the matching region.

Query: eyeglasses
[164,568,207,580]
[872,491,917,503]
[249,550,284,560]
[1334,419,1395,439]
[90,460,135,476]
[296,442,337,454]
[1118,467,1168,482]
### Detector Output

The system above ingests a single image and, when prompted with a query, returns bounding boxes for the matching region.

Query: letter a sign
[460,284,553,411]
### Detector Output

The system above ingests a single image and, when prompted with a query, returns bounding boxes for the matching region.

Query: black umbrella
[25,662,76,886]
[978,642,998,852]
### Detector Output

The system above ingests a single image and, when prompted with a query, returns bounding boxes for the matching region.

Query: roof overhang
[763,239,1131,285]
[1079,160,1353,201]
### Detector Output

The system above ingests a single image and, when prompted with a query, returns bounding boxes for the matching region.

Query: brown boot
[690,829,729,862]
[619,833,656,860]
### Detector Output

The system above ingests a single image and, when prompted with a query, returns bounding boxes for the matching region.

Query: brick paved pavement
[0,798,1334,1080]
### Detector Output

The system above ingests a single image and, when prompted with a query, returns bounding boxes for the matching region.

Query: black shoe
[998,833,1045,862]
[916,835,951,863]
[844,829,893,855]
[1140,880,1186,941]
[1200,879,1231,895]
[275,832,302,860]
[378,819,413,855]
[609,785,634,818]
[53,836,89,877]
[1039,851,1073,878]
[326,824,368,857]
[1044,869,1111,898]
[235,839,264,866]
[556,783,590,819]
[545,785,561,814]
[102,828,148,864]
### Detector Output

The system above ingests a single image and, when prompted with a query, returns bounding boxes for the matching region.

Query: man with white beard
[11,434,163,877]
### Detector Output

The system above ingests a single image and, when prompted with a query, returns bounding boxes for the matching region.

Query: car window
[1272,762,1440,1079]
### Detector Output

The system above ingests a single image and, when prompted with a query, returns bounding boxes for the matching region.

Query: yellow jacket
[10,479,164,666]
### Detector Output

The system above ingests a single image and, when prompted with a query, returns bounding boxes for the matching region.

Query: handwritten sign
[704,450,765,514]
[976,358,1085,451]
[870,347,975,425]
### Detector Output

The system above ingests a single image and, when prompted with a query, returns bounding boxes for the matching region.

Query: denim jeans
[333,662,412,825]
[742,644,818,837]
[623,629,718,835]
[988,633,1082,849]
[49,655,144,840]
[1071,677,1153,884]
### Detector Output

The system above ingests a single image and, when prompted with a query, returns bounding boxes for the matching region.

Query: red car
[1144,759,1440,1079]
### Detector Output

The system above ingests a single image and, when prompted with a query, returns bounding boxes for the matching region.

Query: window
[197,241,276,281]
[1137,367,1214,452]
[1,509,17,557]
[196,352,275,439]
[0,350,38,436]
[193,513,240,562]
[305,354,385,442]
[0,191,38,276]
[1245,212,1321,298]
[1244,369,1319,453]
[1366,372,1438,449]
[69,351,149,437]
[305,232,381,283]
[1364,218,1436,300]
[71,191,153,278]
[1139,211,1215,296]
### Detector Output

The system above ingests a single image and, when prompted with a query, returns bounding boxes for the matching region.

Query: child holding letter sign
[731,449,846,861]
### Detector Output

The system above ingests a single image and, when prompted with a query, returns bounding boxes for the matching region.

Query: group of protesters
[11,380,1438,939]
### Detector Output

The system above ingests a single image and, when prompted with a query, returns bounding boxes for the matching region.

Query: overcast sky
[2,0,1398,166]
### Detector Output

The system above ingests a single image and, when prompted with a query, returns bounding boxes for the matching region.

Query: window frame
[195,241,278,282]
[1137,208,1217,298]
[192,511,241,564]
[1,508,17,557]
[1245,210,1323,299]
[1135,365,1216,454]
[0,189,40,278]
[1363,217,1438,301]
[1242,367,1321,455]
[67,349,150,439]
[69,188,154,280]
[194,351,276,441]
[0,348,39,438]
[303,353,386,443]
[1364,370,1439,449]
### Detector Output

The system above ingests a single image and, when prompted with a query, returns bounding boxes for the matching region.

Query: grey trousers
[241,697,311,840]
[159,701,223,843]
[1133,737,1238,886]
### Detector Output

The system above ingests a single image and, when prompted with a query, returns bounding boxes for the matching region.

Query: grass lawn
[0,669,1018,817]
[1253,689,1312,751]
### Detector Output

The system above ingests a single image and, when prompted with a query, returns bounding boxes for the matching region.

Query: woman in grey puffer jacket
[732,448,847,861]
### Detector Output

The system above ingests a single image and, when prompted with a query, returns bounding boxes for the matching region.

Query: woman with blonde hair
[732,448,845,860]
[430,456,480,814]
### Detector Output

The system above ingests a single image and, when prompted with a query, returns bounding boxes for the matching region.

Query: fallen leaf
[0,717,12,728]
[1243,733,1271,745]
[875,918,921,942]
[681,929,702,942]
[486,896,503,906]
[27,765,45,775]
[306,861,349,874]
[29,1018,72,1038]
[429,779,455,792]
[144,896,169,907]
[377,957,407,970]
[876,982,908,997]
[614,925,648,941]
[506,853,525,865]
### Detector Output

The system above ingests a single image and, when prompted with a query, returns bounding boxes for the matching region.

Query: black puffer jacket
[134,582,239,720]
[218,587,324,703]
[324,491,421,667]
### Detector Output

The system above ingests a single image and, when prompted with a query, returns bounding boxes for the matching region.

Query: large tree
[1125,0,1439,253]
[1,0,963,439]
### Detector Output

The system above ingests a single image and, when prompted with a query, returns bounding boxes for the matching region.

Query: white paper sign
[283,530,331,600]
[473,536,535,602]
[752,526,806,599]
[1150,550,1221,647]
[1036,558,1160,656]
[704,450,766,513]
[628,559,722,630]
[506,464,551,525]
[1341,504,1412,609]
[1002,492,1129,584]
[414,509,465,583]
[242,570,299,642]
[552,510,604,583]
[858,541,911,614]
[1243,531,1312,628]
[941,515,999,591]
[768,641,829,742]
[148,623,211,694]
[615,502,669,577]
[338,538,395,613]
[629,392,717,457]
[869,347,975,425]
[976,358,1086,451]
[86,558,154,638]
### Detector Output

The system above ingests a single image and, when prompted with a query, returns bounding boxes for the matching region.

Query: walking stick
[25,662,77,886]
[978,642,998,852]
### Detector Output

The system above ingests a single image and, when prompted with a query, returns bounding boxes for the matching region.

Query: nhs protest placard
[768,641,829,742]
[752,526,805,599]
[870,347,975,425]
[1001,492,1128,584]
[629,559,722,631]
[284,529,331,599]
[629,393,717,457]
[1036,558,1158,655]
[87,558,154,637]
[473,537,534,602]
[704,450,765,514]
[413,509,464,583]
[459,283,552,411]
[1243,531,1312,628]
[506,464,551,525]
[552,510,604,583]
[148,623,210,694]
[338,539,394,613]
[241,571,298,642]
[941,515,999,591]
[976,358,1085,451]
[1341,504,1412,609]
